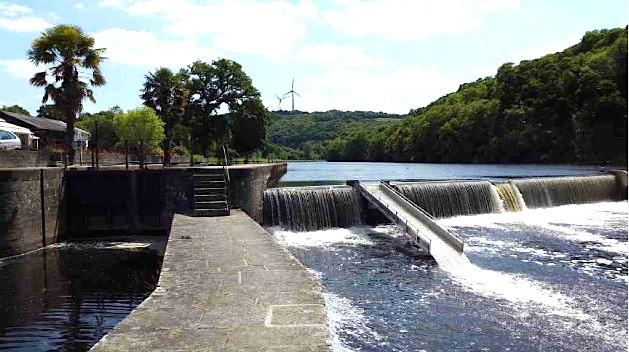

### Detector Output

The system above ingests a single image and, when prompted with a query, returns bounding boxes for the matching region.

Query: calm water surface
[280,161,614,185]
[0,247,162,351]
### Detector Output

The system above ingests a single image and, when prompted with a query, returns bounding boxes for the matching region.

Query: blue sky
[0,0,626,115]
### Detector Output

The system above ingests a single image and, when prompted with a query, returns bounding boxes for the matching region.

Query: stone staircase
[193,169,229,217]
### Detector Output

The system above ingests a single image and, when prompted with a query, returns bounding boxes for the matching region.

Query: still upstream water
[0,245,162,351]
[270,161,627,352]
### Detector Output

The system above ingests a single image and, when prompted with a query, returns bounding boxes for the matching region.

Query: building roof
[0,118,34,135]
[0,110,90,139]
[0,110,66,132]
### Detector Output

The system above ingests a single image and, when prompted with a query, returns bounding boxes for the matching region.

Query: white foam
[322,291,382,352]
[439,202,628,254]
[270,226,376,248]
[446,260,589,320]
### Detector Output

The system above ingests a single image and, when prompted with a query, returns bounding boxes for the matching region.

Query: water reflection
[0,247,162,351]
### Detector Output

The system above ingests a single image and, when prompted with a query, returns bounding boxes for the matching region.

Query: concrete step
[193,169,226,176]
[194,194,227,202]
[195,187,227,195]
[194,180,226,188]
[195,201,228,210]
[193,173,225,181]
[194,209,230,217]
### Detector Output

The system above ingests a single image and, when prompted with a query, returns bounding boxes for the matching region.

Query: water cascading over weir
[394,181,504,218]
[263,186,363,231]
[262,174,626,270]
[511,175,620,209]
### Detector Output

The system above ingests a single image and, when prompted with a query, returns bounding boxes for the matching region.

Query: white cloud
[508,33,581,63]
[0,2,50,32]
[75,3,85,10]
[466,33,582,80]
[295,44,381,68]
[322,0,519,40]
[295,65,458,114]
[0,2,31,16]
[0,59,42,80]
[0,16,50,32]
[98,0,317,60]
[92,28,223,68]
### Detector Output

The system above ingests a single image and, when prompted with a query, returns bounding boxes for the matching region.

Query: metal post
[94,121,99,171]
[125,141,129,170]
[139,139,144,169]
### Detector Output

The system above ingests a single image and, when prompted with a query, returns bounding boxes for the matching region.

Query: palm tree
[141,68,188,166]
[28,24,106,165]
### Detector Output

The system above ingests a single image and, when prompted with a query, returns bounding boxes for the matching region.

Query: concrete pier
[91,211,330,351]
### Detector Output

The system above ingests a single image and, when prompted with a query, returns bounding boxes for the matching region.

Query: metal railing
[353,182,432,252]
[221,145,231,214]
[379,181,464,253]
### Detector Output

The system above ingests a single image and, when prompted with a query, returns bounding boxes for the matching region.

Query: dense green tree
[28,24,106,164]
[1,105,31,115]
[322,27,627,164]
[141,67,188,165]
[76,107,119,150]
[230,98,268,159]
[182,59,262,157]
[37,104,66,121]
[113,107,164,153]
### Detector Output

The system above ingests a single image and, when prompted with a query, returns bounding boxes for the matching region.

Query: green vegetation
[141,67,187,165]
[325,27,627,164]
[113,107,165,153]
[8,24,625,165]
[1,105,31,115]
[75,107,119,150]
[180,59,267,160]
[267,110,405,160]
[28,24,106,164]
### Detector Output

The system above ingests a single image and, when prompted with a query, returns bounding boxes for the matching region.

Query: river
[269,161,627,351]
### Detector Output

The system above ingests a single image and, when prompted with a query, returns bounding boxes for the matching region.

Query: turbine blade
[294,91,301,97]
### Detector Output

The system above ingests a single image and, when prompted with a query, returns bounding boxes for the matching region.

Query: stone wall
[63,169,168,238]
[0,150,54,168]
[610,170,628,200]
[0,168,63,258]
[227,163,288,223]
[7,163,287,242]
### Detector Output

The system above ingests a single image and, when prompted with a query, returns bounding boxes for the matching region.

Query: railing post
[139,139,144,169]
[94,120,99,171]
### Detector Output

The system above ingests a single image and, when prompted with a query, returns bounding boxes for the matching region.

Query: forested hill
[266,110,404,160]
[326,27,628,164]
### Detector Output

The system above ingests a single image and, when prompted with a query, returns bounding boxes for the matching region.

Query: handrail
[221,145,230,184]
[221,145,231,214]
[381,181,437,220]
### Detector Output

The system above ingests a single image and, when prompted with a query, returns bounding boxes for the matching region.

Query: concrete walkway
[91,211,330,351]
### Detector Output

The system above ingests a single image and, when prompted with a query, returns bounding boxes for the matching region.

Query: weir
[351,181,467,268]
[261,173,627,267]
[511,175,620,209]
[263,186,363,231]
[394,181,503,218]
[494,182,526,212]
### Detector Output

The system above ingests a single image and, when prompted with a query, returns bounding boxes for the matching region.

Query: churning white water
[270,201,628,351]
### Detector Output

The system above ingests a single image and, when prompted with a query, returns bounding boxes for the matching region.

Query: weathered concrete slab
[91,211,330,351]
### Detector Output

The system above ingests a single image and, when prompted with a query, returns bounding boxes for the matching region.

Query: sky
[0,0,626,115]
